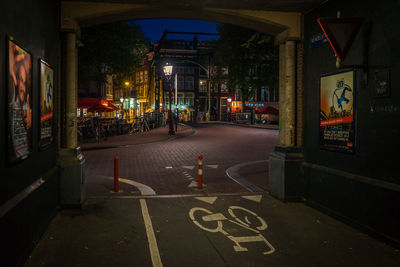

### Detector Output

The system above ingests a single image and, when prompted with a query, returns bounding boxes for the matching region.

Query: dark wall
[303,0,400,245]
[0,0,60,266]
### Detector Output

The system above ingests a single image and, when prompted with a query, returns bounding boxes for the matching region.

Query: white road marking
[182,165,195,170]
[195,197,218,205]
[189,206,275,255]
[140,199,163,267]
[117,178,156,195]
[188,181,207,188]
[206,165,219,169]
[165,166,173,169]
[188,181,197,188]
[241,195,263,203]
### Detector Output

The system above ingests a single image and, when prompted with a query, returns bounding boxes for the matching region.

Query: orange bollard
[114,156,119,192]
[198,155,203,189]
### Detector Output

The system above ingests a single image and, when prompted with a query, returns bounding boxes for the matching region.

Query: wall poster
[39,59,54,149]
[7,38,32,163]
[320,69,355,153]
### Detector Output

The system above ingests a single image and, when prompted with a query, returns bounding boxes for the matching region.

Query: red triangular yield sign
[318,17,363,62]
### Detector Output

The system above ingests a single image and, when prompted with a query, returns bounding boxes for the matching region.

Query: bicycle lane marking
[142,197,227,267]
[140,199,163,267]
[189,205,275,255]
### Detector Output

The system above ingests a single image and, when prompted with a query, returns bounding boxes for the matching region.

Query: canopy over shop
[256,106,279,115]
[78,99,119,115]
[256,105,279,123]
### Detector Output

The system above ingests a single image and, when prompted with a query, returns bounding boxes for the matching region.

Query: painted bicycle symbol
[189,206,275,255]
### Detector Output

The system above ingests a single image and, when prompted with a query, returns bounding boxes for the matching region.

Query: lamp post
[163,63,175,135]
[227,97,232,121]
[120,97,124,119]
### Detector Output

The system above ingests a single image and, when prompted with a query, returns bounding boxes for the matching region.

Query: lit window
[199,80,207,92]
[140,71,144,83]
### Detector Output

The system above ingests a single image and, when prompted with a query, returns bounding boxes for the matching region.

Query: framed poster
[319,69,355,153]
[7,37,32,163]
[39,59,54,150]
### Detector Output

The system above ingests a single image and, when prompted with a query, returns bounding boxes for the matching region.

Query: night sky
[134,19,220,43]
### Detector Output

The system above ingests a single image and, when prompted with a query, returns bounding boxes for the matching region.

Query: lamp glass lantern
[163,64,173,77]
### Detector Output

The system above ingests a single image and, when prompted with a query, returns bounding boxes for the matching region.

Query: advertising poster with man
[39,60,54,149]
[8,39,32,162]
[320,70,355,153]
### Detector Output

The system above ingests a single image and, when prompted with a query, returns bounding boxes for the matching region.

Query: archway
[59,0,305,204]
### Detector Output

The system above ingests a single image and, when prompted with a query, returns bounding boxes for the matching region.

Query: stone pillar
[57,25,85,207]
[65,32,77,148]
[269,40,304,202]
[279,41,296,146]
[278,43,286,145]
[284,40,296,146]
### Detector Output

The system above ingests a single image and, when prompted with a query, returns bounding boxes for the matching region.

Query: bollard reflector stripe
[199,169,203,175]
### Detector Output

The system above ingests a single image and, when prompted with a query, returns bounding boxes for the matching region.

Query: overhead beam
[61,1,301,40]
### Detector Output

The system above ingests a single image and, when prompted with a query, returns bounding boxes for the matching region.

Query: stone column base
[57,147,85,207]
[269,146,304,202]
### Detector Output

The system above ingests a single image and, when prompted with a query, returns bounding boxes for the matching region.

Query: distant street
[84,123,279,196]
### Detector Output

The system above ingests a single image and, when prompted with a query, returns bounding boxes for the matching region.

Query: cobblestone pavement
[83,123,278,196]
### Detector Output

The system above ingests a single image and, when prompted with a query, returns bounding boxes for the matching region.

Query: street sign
[318,17,363,62]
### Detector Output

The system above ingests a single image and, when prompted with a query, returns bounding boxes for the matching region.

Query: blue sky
[134,19,220,43]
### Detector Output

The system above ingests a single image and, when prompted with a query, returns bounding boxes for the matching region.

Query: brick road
[83,123,278,196]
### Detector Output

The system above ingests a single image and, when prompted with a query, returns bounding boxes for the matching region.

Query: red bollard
[114,156,119,192]
[198,155,203,189]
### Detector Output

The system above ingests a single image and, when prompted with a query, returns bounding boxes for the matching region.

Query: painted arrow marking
[188,181,207,188]
[182,166,195,170]
[206,165,219,169]
[195,197,218,205]
[241,195,263,203]
[188,181,197,188]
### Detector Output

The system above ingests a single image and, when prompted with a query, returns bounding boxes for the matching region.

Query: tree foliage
[79,21,149,88]
[212,24,277,100]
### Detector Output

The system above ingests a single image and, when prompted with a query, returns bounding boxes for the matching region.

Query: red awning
[256,106,279,115]
[78,99,119,112]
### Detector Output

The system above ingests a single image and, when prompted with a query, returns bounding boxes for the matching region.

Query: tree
[79,21,149,89]
[212,24,277,104]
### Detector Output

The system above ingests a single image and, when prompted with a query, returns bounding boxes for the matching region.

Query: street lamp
[227,97,232,121]
[163,63,175,135]
[119,97,124,119]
